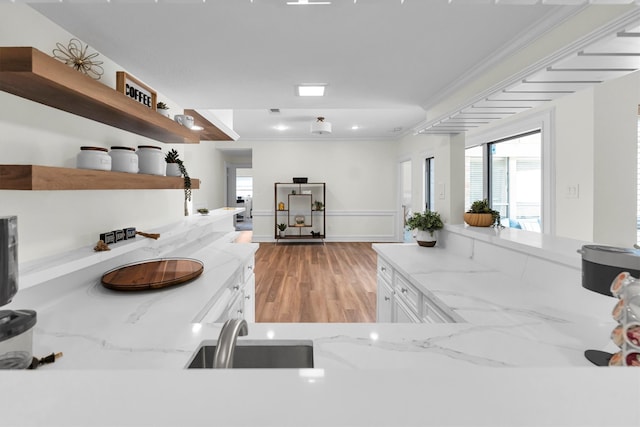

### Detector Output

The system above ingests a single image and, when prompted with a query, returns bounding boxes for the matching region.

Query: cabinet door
[243,274,256,322]
[376,278,394,322]
[226,292,244,320]
[394,298,421,323]
[394,273,421,315]
[422,296,456,323]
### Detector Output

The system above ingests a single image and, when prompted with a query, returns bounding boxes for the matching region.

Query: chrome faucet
[213,318,248,369]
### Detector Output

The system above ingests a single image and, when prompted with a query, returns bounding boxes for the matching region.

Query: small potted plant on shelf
[277,223,287,238]
[165,149,183,177]
[313,200,324,211]
[156,101,170,118]
[405,210,444,247]
[464,199,500,227]
[164,149,191,216]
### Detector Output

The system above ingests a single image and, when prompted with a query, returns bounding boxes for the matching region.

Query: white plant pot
[166,163,181,177]
[415,230,437,247]
[279,230,286,238]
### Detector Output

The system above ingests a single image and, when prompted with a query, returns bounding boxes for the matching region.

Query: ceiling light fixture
[297,84,326,97]
[351,125,360,130]
[311,117,332,135]
[274,125,288,131]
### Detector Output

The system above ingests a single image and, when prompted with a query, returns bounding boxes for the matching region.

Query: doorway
[225,159,252,233]
[235,168,253,231]
[400,160,412,242]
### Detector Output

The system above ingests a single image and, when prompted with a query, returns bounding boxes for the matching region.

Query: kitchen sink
[186,340,314,369]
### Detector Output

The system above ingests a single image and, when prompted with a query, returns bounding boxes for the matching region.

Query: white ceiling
[22,0,640,141]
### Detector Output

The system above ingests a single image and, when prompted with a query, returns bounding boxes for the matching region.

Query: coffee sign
[116,71,157,110]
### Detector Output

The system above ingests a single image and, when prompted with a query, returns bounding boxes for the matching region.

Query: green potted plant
[464,199,500,227]
[164,149,182,177]
[164,149,191,216]
[405,210,444,247]
[313,200,324,211]
[156,101,170,118]
[277,223,287,238]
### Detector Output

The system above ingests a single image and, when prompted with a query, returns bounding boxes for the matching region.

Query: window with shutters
[466,131,541,231]
[425,157,435,211]
[465,145,484,211]
[489,130,542,231]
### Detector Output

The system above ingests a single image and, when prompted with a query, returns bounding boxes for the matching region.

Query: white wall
[554,88,595,240]
[0,5,223,261]
[246,139,398,242]
[396,133,463,225]
[593,72,639,246]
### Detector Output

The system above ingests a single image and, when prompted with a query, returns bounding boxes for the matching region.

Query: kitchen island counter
[1,223,639,426]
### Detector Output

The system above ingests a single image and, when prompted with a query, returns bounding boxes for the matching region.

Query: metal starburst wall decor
[52,38,104,80]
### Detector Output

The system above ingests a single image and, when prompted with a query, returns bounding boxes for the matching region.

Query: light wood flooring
[253,241,378,322]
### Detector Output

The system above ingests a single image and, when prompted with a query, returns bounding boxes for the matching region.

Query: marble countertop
[2,227,639,426]
[17,207,245,290]
[10,240,615,371]
[443,224,591,269]
[372,242,614,325]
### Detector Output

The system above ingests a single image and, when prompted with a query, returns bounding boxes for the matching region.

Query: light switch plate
[566,184,579,199]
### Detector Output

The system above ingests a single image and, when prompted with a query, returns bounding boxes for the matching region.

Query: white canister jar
[137,145,165,176]
[109,146,138,173]
[76,146,111,171]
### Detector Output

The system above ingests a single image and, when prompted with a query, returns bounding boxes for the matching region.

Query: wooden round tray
[101,258,204,291]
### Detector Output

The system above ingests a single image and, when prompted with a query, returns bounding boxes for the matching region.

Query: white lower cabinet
[394,297,421,323]
[376,255,457,324]
[226,291,244,320]
[377,277,394,322]
[197,254,256,323]
[243,273,256,322]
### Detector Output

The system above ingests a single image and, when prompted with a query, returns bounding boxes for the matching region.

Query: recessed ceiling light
[351,125,360,130]
[297,84,326,97]
[287,0,332,5]
[274,125,288,131]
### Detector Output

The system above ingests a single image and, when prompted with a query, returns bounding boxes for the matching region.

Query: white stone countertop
[1,229,639,426]
[444,223,590,269]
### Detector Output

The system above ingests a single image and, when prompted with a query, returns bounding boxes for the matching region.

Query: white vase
[166,163,181,177]
[415,230,437,247]
[279,230,286,238]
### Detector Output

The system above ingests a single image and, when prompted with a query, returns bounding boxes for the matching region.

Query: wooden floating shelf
[185,109,235,142]
[0,47,209,143]
[0,165,200,191]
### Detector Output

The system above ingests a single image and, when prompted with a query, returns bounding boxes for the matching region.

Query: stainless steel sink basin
[186,340,314,369]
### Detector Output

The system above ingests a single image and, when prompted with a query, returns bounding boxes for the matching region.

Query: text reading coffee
[125,83,152,107]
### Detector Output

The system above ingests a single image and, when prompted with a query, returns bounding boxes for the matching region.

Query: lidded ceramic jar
[76,146,111,171]
[109,146,138,173]
[137,145,165,176]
